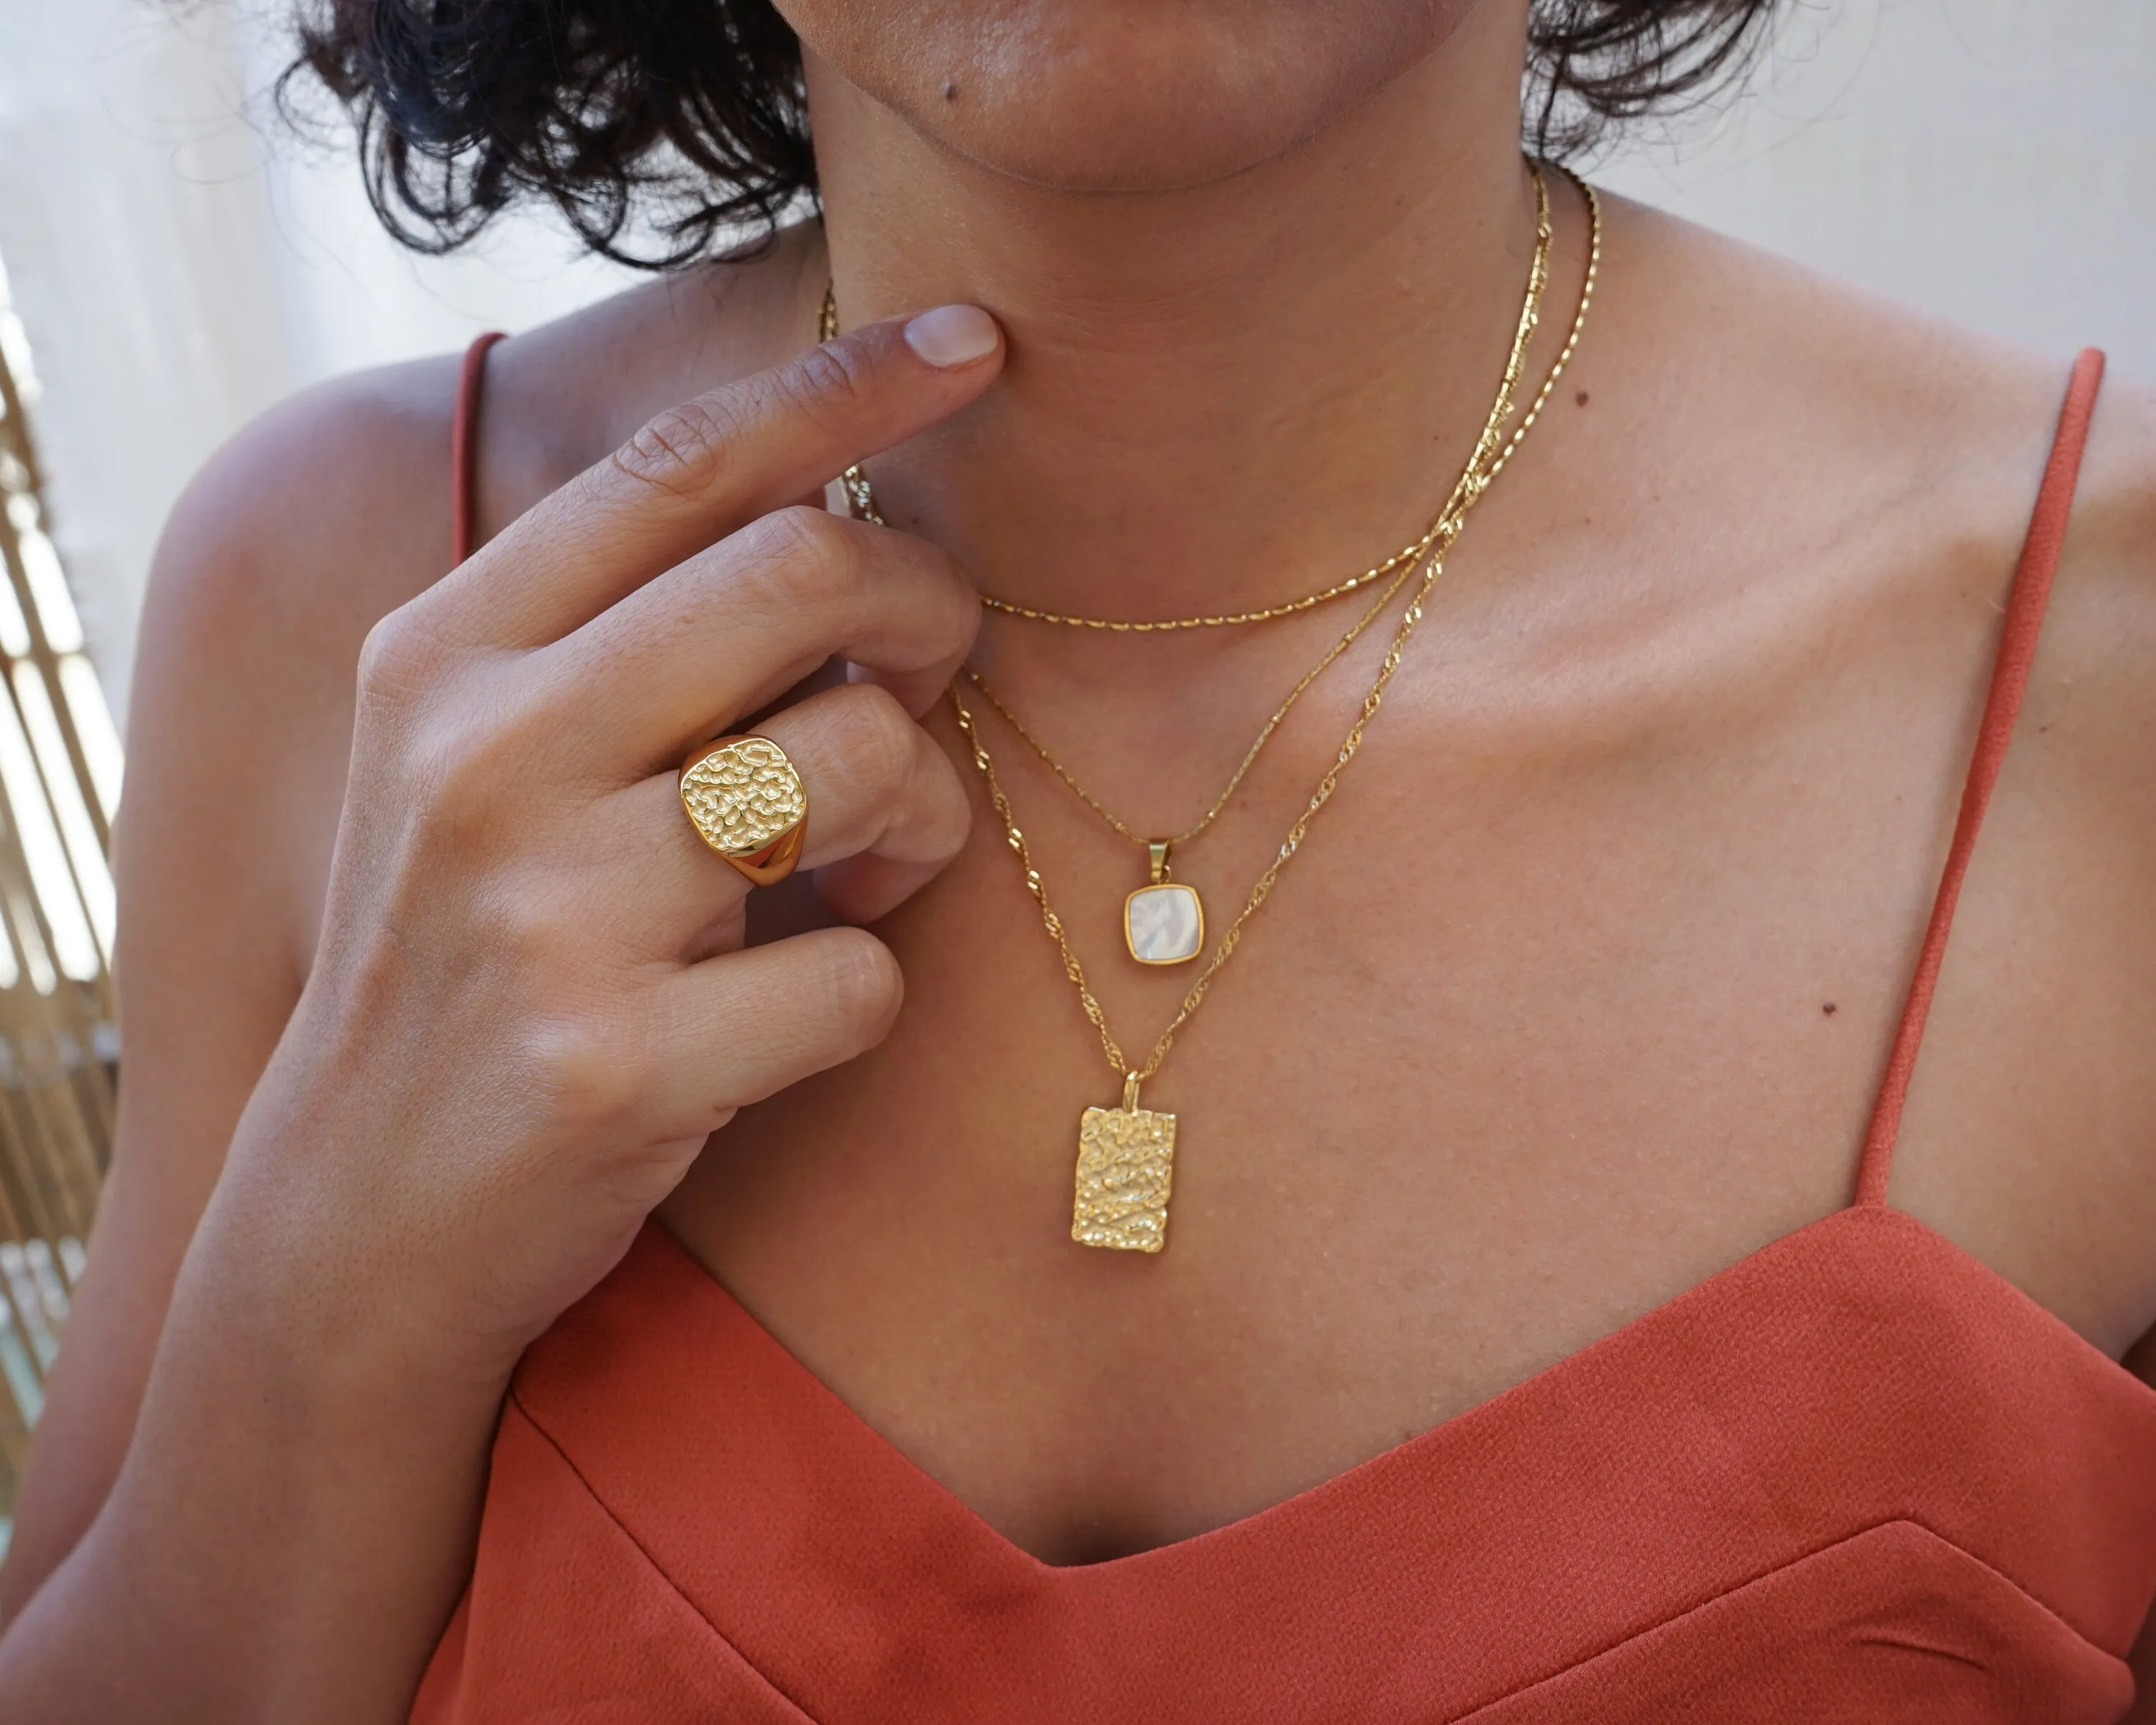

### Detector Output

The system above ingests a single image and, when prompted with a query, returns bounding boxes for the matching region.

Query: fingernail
[903,304,999,368]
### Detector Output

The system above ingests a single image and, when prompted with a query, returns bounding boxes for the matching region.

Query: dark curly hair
[287,0,1784,270]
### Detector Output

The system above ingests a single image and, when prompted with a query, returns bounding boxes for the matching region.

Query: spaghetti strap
[1851,349,2106,1206]
[451,331,508,566]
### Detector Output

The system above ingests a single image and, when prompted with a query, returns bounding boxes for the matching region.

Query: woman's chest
[656,657,2156,1565]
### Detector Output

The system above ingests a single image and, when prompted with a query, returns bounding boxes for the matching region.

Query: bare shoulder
[1697,210,2156,1346]
[1589,195,2156,1358]
[1597,194,2073,512]
[2037,364,2156,737]
[134,223,826,941]
[149,222,825,683]
[143,351,464,719]
[1603,190,2156,747]
[2045,379,2156,1381]
[121,350,459,971]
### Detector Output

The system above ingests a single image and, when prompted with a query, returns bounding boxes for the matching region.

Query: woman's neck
[808,0,1547,622]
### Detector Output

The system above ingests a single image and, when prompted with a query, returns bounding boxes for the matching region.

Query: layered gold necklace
[959,563,1413,965]
[830,165,1600,1251]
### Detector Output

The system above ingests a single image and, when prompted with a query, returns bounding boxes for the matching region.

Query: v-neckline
[449,1149,2156,1725]
[634,1202,2150,1575]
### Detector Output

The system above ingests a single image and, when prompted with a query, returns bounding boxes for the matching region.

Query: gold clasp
[1146,840,1172,885]
[1123,1072,1143,1112]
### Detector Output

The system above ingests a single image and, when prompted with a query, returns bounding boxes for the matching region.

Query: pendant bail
[1147,840,1173,885]
[1123,1072,1144,1111]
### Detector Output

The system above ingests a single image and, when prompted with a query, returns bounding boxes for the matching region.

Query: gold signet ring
[678,735,808,886]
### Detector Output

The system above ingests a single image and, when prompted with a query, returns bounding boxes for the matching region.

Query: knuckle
[814,930,903,1033]
[610,396,740,500]
[775,340,872,428]
[919,546,983,640]
[915,750,975,858]
[472,882,573,968]
[821,683,916,796]
[398,714,524,859]
[356,605,438,705]
[732,505,861,609]
[522,1015,647,1133]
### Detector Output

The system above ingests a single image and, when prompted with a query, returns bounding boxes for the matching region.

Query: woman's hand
[0,303,1003,1723]
[226,303,1005,1389]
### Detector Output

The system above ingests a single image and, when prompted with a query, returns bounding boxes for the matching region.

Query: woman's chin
[793,0,1470,195]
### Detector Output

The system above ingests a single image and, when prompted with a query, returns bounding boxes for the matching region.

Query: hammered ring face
[679,736,808,886]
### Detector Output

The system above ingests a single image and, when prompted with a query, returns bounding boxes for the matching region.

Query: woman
[1,0,2152,1716]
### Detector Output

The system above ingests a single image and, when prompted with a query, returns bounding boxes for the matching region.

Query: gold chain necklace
[836,166,1598,1251]
[832,173,1590,974]
[957,164,1560,965]
[959,550,1416,965]
[820,271,1488,633]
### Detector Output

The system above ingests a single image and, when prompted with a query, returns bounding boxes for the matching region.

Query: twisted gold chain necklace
[835,165,1599,1251]
[960,551,1416,964]
[952,180,1592,965]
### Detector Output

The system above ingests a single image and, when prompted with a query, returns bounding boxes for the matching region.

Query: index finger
[421,305,1003,650]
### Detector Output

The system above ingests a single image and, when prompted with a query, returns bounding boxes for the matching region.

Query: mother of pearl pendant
[1125,882,1204,965]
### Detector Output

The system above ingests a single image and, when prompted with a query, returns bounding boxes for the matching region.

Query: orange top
[416,347,2156,1722]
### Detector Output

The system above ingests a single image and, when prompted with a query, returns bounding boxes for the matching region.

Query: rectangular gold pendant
[1072,1096,1176,1254]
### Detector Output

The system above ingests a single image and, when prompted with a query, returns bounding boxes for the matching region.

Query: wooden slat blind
[0,255,124,1550]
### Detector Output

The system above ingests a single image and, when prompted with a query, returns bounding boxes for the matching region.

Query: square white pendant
[1125,882,1204,965]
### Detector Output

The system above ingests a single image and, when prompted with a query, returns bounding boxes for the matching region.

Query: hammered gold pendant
[1072,1077,1176,1253]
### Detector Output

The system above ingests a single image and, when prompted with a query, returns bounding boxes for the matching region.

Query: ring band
[679,735,808,886]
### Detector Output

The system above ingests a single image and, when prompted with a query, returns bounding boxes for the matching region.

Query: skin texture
[4,0,2155,1715]
[783,0,1483,191]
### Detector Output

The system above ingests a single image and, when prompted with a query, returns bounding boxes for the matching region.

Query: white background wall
[0,0,2150,722]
